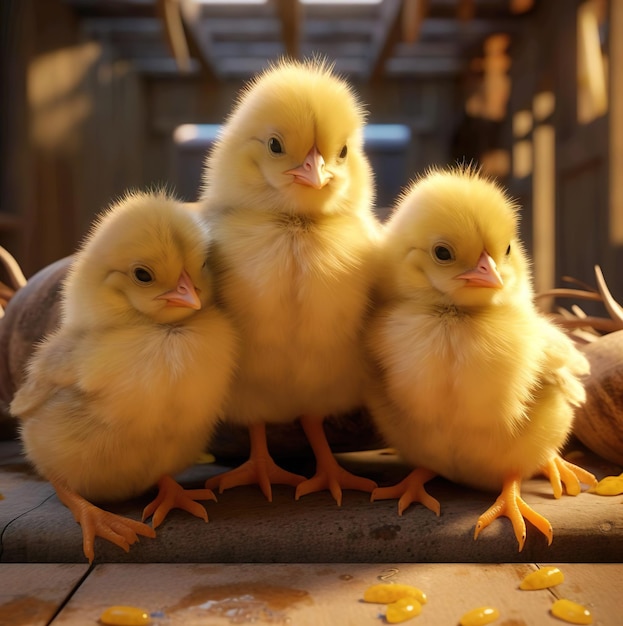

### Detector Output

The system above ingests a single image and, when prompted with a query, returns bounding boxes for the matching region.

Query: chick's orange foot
[53,481,155,564]
[205,458,306,503]
[541,454,598,498]
[296,415,377,505]
[370,467,440,516]
[474,474,553,551]
[295,462,377,506]
[142,475,216,528]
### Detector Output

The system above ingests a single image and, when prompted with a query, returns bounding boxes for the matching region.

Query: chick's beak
[455,251,504,289]
[284,145,333,189]
[156,269,201,309]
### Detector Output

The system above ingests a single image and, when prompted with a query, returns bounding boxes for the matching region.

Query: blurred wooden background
[1,0,621,307]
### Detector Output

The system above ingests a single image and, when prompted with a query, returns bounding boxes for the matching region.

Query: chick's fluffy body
[13,192,238,502]
[367,168,588,491]
[201,59,379,424]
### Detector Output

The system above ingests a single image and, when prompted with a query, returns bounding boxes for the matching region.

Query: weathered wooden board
[48,563,622,625]
[1,440,622,564]
[0,563,89,626]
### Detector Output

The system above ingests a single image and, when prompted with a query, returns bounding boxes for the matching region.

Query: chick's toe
[474,474,553,551]
[371,468,440,516]
[142,475,216,528]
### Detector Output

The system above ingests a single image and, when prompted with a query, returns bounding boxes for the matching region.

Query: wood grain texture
[0,564,88,626]
[34,563,623,626]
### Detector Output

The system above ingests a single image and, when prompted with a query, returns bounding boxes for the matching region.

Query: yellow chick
[11,191,238,562]
[366,166,597,550]
[201,58,380,504]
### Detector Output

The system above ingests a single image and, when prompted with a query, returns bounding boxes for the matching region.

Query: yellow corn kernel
[195,452,216,464]
[100,605,151,626]
[519,566,565,590]
[459,606,500,626]
[363,583,427,605]
[385,597,423,623]
[551,599,593,624]
[594,473,623,496]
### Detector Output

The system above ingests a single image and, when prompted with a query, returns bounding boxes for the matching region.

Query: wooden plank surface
[0,563,89,626]
[45,563,621,626]
[2,440,623,564]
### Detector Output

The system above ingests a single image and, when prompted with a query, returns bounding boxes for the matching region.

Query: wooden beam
[131,57,200,75]
[457,0,475,22]
[178,0,218,80]
[156,0,192,73]
[81,17,162,36]
[367,0,403,82]
[510,0,534,14]
[385,55,462,76]
[402,0,428,44]
[63,0,155,18]
[273,0,301,59]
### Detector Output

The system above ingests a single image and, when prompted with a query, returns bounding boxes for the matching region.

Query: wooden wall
[505,0,622,309]
[2,0,620,313]
[1,0,457,282]
[0,0,148,278]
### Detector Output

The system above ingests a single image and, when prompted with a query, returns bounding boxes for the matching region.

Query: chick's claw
[371,468,440,516]
[296,415,377,505]
[82,509,155,563]
[53,481,155,563]
[474,475,553,551]
[142,475,216,528]
[205,459,306,503]
[541,455,597,498]
[295,465,377,506]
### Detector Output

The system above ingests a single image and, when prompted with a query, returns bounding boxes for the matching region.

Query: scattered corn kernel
[519,566,565,590]
[551,599,593,624]
[195,452,216,464]
[594,473,623,496]
[385,597,422,623]
[459,606,500,626]
[363,583,427,605]
[100,605,151,626]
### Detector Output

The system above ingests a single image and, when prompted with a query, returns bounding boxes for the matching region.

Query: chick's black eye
[339,145,348,159]
[268,137,283,155]
[133,267,154,284]
[433,245,454,263]
[506,244,511,256]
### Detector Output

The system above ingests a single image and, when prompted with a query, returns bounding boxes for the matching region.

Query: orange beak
[455,251,504,289]
[284,145,333,189]
[156,269,201,309]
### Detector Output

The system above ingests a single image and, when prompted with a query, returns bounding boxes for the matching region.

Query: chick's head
[202,57,374,217]
[385,166,531,309]
[64,191,213,327]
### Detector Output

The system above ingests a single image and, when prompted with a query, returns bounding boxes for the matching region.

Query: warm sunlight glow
[28,42,101,152]
[512,110,533,137]
[533,91,555,122]
[532,125,556,295]
[610,0,623,244]
[465,34,511,121]
[512,111,533,179]
[512,140,532,179]
[577,0,608,124]
[480,150,510,178]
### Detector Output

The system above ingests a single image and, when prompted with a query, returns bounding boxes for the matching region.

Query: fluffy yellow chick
[201,58,380,504]
[366,166,597,550]
[11,191,238,562]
